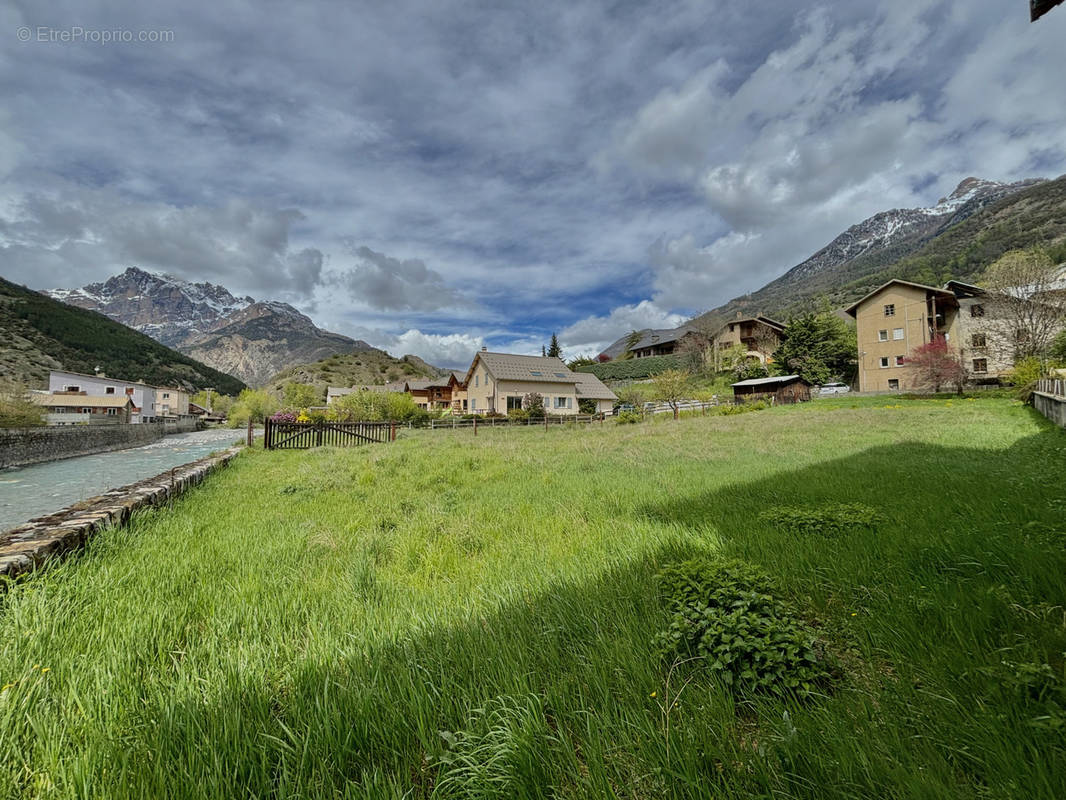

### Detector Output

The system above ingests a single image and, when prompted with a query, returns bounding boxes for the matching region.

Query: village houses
[40,369,195,425]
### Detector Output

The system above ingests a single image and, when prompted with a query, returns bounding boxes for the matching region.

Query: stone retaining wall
[0,420,202,470]
[1033,391,1066,428]
[0,446,242,580]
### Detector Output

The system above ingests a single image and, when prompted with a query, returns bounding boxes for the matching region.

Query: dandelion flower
[40,668,50,674]
[1,683,13,691]
[650,691,657,698]
[850,613,858,617]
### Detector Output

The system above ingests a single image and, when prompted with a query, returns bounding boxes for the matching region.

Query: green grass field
[1,397,1064,798]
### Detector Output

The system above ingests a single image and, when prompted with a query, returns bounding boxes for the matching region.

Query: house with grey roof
[462,350,617,415]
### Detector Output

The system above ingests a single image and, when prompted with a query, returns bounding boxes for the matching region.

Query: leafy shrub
[758,503,884,536]
[507,407,529,421]
[575,354,682,381]
[269,410,298,423]
[0,383,46,428]
[523,392,545,418]
[713,399,770,415]
[615,410,641,425]
[654,558,834,697]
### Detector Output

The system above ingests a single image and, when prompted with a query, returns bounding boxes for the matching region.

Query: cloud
[0,186,324,299]
[559,300,687,356]
[336,245,466,312]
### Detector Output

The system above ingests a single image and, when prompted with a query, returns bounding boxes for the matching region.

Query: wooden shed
[731,374,812,405]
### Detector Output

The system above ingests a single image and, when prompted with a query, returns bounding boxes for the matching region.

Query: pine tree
[547,333,562,359]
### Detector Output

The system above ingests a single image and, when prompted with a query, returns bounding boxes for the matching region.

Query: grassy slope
[265,350,448,399]
[0,398,1064,797]
[0,277,246,394]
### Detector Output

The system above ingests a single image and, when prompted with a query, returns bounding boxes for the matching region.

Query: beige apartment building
[846,280,960,392]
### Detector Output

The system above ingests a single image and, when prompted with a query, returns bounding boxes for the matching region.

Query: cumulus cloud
[336,245,466,312]
[559,300,687,356]
[0,186,324,299]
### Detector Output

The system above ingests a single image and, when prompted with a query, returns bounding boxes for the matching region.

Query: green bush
[615,410,641,425]
[507,408,529,421]
[576,355,682,381]
[758,503,884,536]
[654,558,834,697]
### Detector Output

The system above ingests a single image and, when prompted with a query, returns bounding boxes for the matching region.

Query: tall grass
[0,397,1063,798]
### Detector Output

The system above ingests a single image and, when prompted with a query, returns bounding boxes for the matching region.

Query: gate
[264,419,395,450]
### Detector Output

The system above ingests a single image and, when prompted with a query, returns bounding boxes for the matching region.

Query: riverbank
[0,428,242,530]
[0,418,202,470]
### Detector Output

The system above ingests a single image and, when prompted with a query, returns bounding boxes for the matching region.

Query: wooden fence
[1036,378,1065,398]
[264,419,395,450]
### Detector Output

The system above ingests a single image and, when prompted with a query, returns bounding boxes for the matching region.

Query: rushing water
[0,428,247,531]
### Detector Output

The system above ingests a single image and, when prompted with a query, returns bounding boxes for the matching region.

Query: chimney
[481,346,487,351]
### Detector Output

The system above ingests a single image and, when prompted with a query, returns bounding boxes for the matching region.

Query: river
[0,428,245,531]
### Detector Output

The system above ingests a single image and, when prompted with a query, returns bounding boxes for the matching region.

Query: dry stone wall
[0,446,241,580]
[0,421,201,469]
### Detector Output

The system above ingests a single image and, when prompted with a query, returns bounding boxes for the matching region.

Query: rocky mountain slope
[0,277,246,394]
[47,268,382,386]
[688,175,1060,331]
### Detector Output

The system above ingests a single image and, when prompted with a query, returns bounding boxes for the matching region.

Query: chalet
[711,315,786,363]
[32,393,135,425]
[624,327,705,359]
[405,372,467,410]
[731,375,811,404]
[156,386,191,418]
[462,351,616,415]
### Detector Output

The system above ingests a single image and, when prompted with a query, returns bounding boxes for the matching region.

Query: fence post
[544,414,548,432]
[247,417,253,447]
[264,417,271,450]
[473,416,477,436]
[390,421,396,442]
[315,423,323,448]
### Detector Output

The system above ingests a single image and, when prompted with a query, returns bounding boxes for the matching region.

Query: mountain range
[47,268,381,386]
[606,175,1065,355]
[0,276,246,395]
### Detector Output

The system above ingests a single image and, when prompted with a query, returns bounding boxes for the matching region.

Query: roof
[715,315,786,335]
[466,352,579,384]
[731,374,808,388]
[48,368,157,388]
[626,326,700,352]
[33,394,134,408]
[572,371,618,401]
[404,380,435,391]
[944,280,986,298]
[844,279,959,316]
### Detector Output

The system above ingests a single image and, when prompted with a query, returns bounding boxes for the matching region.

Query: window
[162,392,170,399]
[879,357,889,368]
[107,408,117,416]
[475,375,479,387]
[895,355,905,366]
[81,407,92,413]
[893,328,904,340]
[470,399,476,410]
[878,329,888,341]
[65,385,80,392]
[1015,329,1031,344]
[970,304,985,318]
[884,304,895,317]
[555,396,571,409]
[105,387,115,395]
[554,372,567,378]
[888,379,899,390]
[506,396,523,410]
[126,387,134,395]
[972,358,988,373]
[971,333,986,348]
[529,371,542,376]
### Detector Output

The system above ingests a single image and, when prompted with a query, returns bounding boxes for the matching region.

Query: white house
[47,369,158,423]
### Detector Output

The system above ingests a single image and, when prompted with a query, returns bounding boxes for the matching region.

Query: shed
[731,374,812,404]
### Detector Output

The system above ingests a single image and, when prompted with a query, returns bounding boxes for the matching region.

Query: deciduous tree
[981,248,1066,361]
[653,368,690,419]
[907,336,966,394]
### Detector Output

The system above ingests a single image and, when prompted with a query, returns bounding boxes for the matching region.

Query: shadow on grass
[96,425,1066,799]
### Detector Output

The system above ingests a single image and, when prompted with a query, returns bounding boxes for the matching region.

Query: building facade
[462,351,616,415]
[48,370,158,423]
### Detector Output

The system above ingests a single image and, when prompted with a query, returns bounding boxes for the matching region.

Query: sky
[1,1,1065,368]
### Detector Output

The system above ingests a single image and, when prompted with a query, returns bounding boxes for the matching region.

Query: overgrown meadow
[0,397,1063,798]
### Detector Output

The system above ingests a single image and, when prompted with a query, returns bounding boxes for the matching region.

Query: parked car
[615,403,636,413]
[818,382,851,395]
